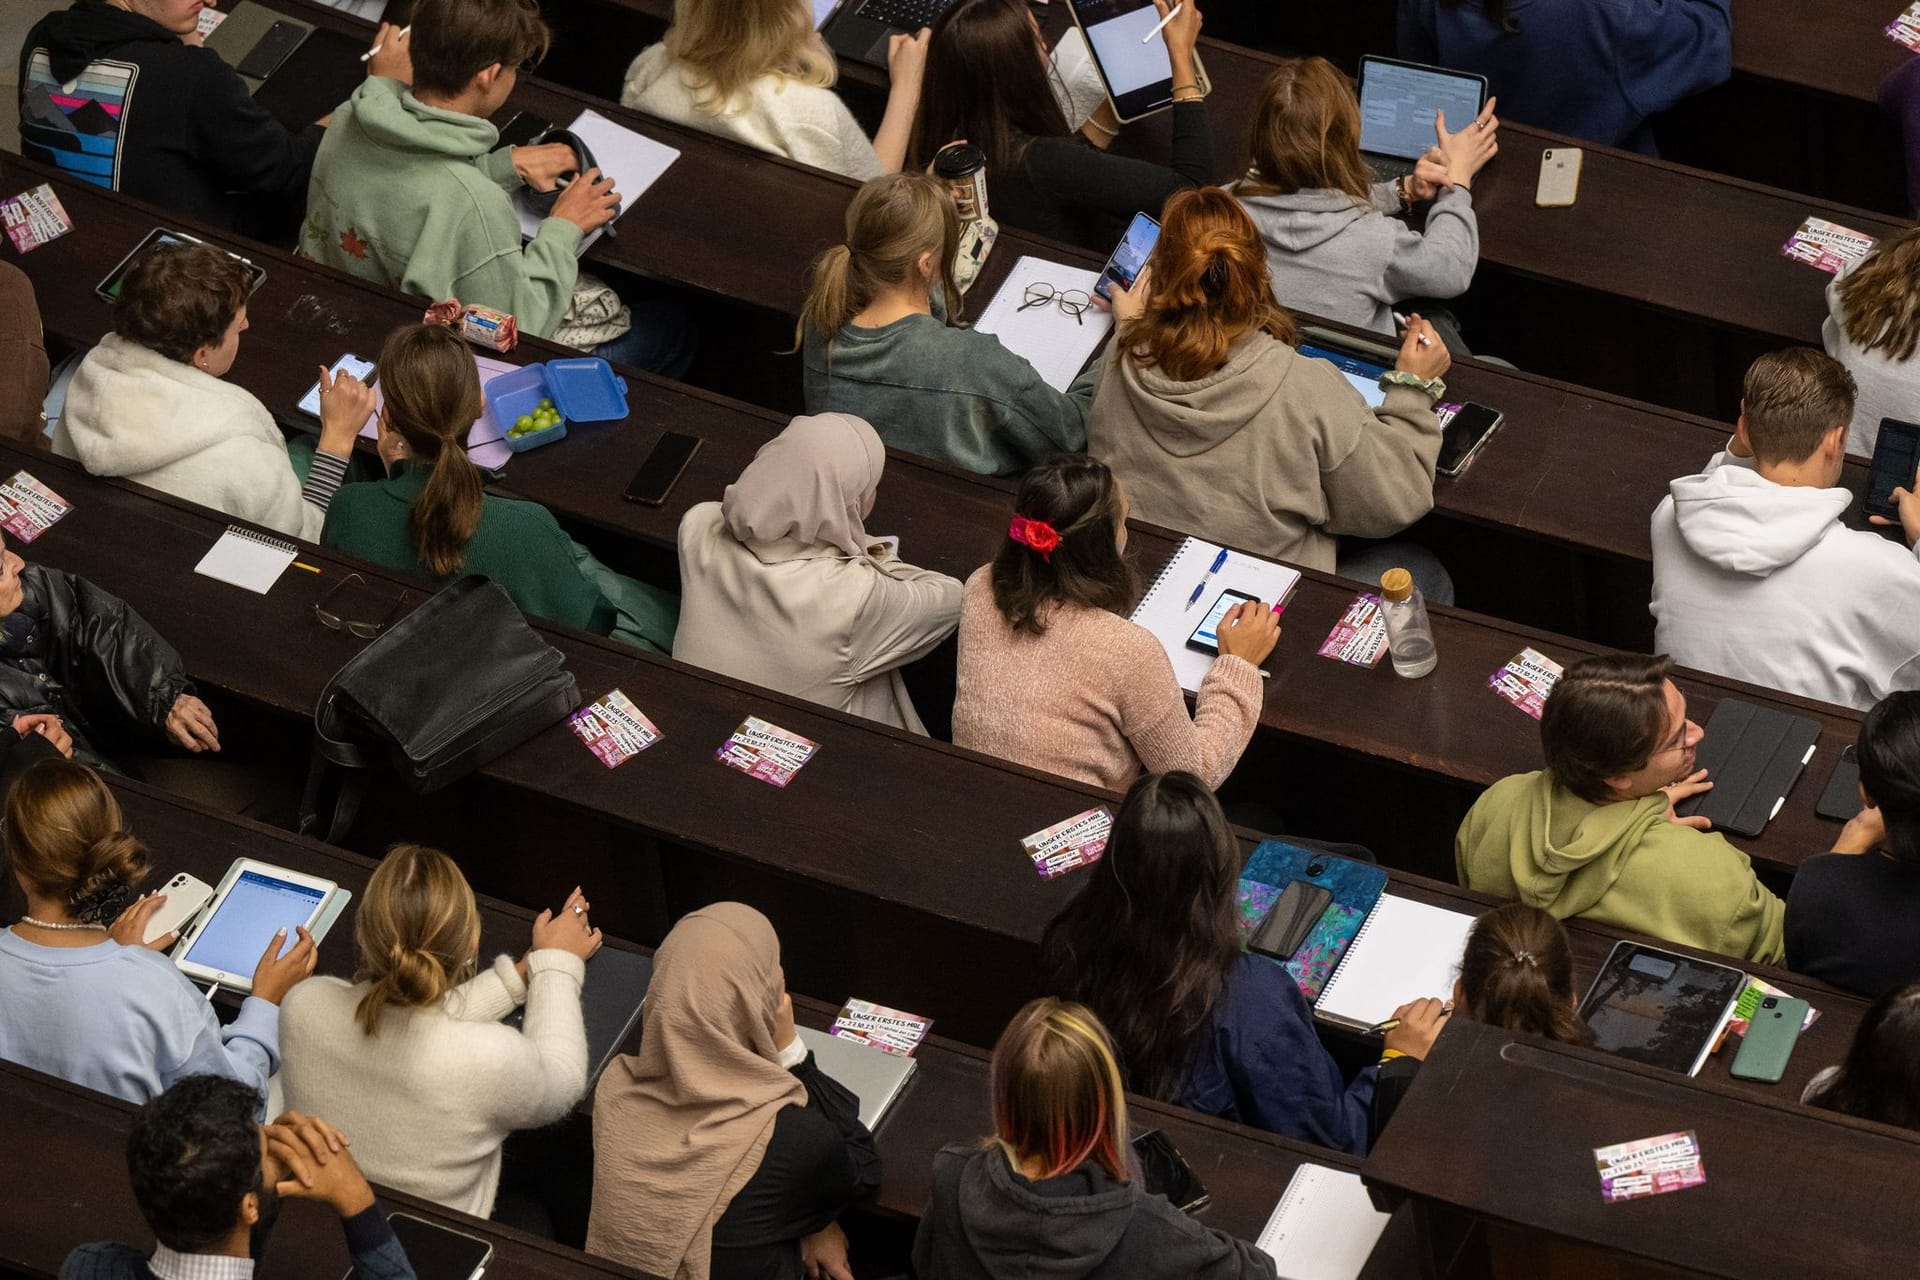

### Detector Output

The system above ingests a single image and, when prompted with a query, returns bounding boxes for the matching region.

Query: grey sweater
[803,313,1097,476]
[1235,181,1478,336]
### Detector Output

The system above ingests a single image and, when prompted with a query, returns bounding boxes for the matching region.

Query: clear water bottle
[1380,568,1438,678]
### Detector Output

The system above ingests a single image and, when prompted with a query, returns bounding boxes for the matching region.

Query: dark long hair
[377,324,486,577]
[989,455,1135,636]
[1857,691,1920,863]
[1458,904,1592,1045]
[911,0,1071,176]
[1040,772,1243,1100]
[1807,982,1920,1132]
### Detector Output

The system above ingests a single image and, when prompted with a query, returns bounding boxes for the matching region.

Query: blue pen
[1184,548,1231,611]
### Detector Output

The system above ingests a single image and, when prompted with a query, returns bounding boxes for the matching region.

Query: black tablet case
[1673,698,1820,837]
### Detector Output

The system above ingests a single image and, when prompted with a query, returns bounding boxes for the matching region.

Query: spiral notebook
[1313,895,1478,1033]
[1256,1164,1391,1280]
[1128,538,1302,693]
[193,527,298,594]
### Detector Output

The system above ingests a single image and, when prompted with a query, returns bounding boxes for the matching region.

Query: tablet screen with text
[183,871,326,980]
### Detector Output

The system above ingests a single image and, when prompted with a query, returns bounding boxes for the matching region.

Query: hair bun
[69,830,149,922]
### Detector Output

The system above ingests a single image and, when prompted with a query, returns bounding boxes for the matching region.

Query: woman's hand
[250,925,319,1005]
[1215,599,1280,668]
[166,694,221,753]
[374,416,411,474]
[109,893,178,951]
[315,363,377,459]
[886,27,931,89]
[801,1222,855,1280]
[1433,98,1499,190]
[1834,803,1887,855]
[1106,263,1153,325]
[1152,0,1203,73]
[1659,768,1714,829]
[12,713,71,758]
[1383,998,1449,1060]
[528,886,603,962]
[1393,314,1451,382]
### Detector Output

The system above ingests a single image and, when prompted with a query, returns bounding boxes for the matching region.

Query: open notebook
[973,255,1114,392]
[1129,538,1301,693]
[1314,895,1477,1033]
[1257,1164,1391,1280]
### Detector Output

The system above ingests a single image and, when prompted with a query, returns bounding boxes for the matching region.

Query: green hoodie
[300,76,580,338]
[1456,770,1785,965]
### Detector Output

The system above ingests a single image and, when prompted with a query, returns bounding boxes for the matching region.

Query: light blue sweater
[0,930,279,1111]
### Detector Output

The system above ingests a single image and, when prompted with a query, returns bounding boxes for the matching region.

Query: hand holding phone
[1865,418,1920,541]
[1095,213,1160,305]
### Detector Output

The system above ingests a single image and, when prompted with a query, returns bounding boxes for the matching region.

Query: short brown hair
[408,0,550,98]
[113,242,252,365]
[1740,348,1857,465]
[1539,653,1673,804]
[990,455,1135,636]
[1241,57,1374,203]
[5,758,149,923]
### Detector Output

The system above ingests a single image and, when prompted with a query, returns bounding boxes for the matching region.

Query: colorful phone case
[1730,996,1810,1082]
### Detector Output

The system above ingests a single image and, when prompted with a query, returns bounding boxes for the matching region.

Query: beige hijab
[586,903,808,1278]
[720,413,885,559]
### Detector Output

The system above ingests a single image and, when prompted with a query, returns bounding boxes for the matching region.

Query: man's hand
[550,167,621,235]
[166,694,221,753]
[267,1111,375,1219]
[1869,467,1920,546]
[800,1221,855,1280]
[512,142,578,192]
[1660,768,1714,829]
[12,713,71,758]
[366,22,412,84]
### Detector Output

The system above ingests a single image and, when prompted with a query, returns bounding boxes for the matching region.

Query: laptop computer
[797,1025,918,1131]
[1356,56,1488,182]
[821,0,956,70]
[504,945,652,1085]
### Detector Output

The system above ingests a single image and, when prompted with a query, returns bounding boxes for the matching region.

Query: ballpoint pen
[1367,1003,1453,1035]
[1184,547,1230,611]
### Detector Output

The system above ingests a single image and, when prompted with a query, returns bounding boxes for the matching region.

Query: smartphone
[623,431,703,506]
[1435,402,1505,477]
[1067,0,1209,123]
[497,110,553,150]
[1094,212,1160,303]
[1248,881,1333,962]
[1730,995,1810,1083]
[1865,418,1920,521]
[236,20,307,79]
[1186,589,1259,655]
[297,354,377,421]
[144,873,216,945]
[1815,744,1862,822]
[1535,148,1583,208]
[342,1213,492,1280]
[1132,1130,1209,1213]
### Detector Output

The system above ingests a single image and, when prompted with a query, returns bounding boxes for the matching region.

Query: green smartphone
[1730,995,1809,1083]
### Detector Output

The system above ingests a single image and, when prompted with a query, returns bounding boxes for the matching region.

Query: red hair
[1125,187,1298,383]
[989,998,1130,1182]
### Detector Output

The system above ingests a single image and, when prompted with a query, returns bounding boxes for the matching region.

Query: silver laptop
[1356,56,1488,182]
[798,1026,917,1132]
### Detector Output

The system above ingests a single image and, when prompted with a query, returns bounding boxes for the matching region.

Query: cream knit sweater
[953,569,1264,791]
[278,952,589,1219]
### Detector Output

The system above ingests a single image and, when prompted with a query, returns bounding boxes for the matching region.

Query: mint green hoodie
[300,76,580,338]
[1456,770,1785,965]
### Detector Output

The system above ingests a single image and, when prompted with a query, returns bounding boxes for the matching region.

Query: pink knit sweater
[952,568,1265,791]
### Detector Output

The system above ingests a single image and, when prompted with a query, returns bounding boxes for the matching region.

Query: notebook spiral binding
[224,525,299,555]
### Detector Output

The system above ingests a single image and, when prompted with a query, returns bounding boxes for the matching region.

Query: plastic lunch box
[483,358,630,453]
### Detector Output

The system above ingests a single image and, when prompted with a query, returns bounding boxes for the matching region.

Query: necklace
[16,915,107,933]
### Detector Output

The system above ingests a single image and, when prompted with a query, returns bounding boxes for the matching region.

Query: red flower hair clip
[1009,514,1062,560]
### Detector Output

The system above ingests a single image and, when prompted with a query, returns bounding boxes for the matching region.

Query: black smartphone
[236,21,306,79]
[1436,402,1504,477]
[1248,880,1333,961]
[1094,212,1160,303]
[497,110,553,150]
[1865,418,1920,521]
[1132,1130,1209,1213]
[623,432,703,506]
[1185,589,1259,655]
[1816,744,1862,822]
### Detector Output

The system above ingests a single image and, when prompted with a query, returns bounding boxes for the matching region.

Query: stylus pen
[1141,2,1182,42]
[360,24,409,61]
[1367,1003,1453,1035]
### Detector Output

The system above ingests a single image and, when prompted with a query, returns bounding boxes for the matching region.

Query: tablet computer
[1577,940,1746,1077]
[96,228,266,304]
[174,860,335,991]
[1067,0,1209,123]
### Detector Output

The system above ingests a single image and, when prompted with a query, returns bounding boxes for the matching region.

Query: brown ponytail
[5,759,149,924]
[352,844,482,1036]
[1127,187,1297,384]
[796,174,961,351]
[376,324,487,577]
[1458,903,1592,1046]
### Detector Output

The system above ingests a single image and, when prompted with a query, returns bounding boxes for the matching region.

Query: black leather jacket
[0,565,193,769]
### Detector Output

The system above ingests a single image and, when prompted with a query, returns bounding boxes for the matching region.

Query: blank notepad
[1257,1164,1391,1280]
[517,109,681,254]
[1314,895,1478,1032]
[193,527,298,594]
[974,255,1114,391]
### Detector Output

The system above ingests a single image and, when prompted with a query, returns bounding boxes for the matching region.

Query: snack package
[424,298,519,352]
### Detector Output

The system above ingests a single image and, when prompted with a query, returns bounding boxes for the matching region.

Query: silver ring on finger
[572,904,585,916]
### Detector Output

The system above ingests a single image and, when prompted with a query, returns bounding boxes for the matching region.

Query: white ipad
[174,859,335,991]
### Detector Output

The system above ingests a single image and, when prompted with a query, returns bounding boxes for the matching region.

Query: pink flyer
[568,689,660,768]
[1490,648,1563,720]
[0,472,71,543]
[1021,806,1113,878]
[1888,1,1920,52]
[1595,1131,1706,1203]
[830,998,933,1056]
[716,715,819,787]
[1,185,73,255]
[1317,592,1388,668]
[1781,217,1876,274]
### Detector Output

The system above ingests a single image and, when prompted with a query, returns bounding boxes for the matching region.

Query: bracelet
[1379,1049,1407,1064]
[1083,115,1118,138]
[1171,82,1201,93]
[1378,370,1447,402]
[1171,82,1205,102]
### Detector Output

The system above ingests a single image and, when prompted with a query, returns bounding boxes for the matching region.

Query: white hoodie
[1650,448,1920,711]
[55,334,324,540]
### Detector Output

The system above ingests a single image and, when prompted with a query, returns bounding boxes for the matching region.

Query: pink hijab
[720,413,885,559]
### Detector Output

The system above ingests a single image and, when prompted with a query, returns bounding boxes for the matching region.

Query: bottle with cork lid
[1379,568,1438,678]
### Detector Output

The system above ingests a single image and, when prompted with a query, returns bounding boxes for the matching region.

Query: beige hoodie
[1087,330,1440,572]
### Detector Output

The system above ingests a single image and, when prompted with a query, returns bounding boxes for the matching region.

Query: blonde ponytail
[352,844,482,1037]
[795,174,961,353]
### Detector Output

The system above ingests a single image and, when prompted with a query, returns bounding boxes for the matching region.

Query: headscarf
[586,903,808,1278]
[720,413,885,559]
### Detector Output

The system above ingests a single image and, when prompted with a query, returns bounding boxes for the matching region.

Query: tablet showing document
[175,860,334,991]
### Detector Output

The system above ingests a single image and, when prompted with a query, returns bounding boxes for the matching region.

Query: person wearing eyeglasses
[1455,652,1785,964]
[798,173,1097,477]
[320,323,677,652]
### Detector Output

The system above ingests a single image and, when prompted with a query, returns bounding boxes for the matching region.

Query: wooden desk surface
[1364,1018,1920,1278]
[1731,0,1911,106]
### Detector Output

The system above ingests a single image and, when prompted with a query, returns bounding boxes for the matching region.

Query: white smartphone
[1535,148,1583,208]
[143,873,215,944]
[174,859,336,992]
[297,353,376,421]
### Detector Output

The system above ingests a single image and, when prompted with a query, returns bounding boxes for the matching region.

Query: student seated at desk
[911,0,1211,247]
[1087,187,1454,602]
[800,174,1095,476]
[1802,981,1920,1127]
[302,0,692,373]
[913,997,1278,1280]
[1456,653,1785,964]
[1397,0,1730,155]
[57,242,373,542]
[0,760,315,1111]
[278,845,598,1222]
[1824,225,1920,456]
[675,412,962,733]
[1233,57,1494,349]
[64,1076,417,1280]
[588,902,879,1280]
[322,324,678,652]
[1369,903,1590,1143]
[1786,692,1920,998]
[0,263,50,446]
[953,455,1276,791]
[622,0,926,179]
[1042,772,1444,1155]
[1651,349,1920,713]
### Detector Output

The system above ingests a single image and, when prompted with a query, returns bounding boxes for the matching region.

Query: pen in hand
[1367,1002,1453,1036]
[360,24,409,62]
